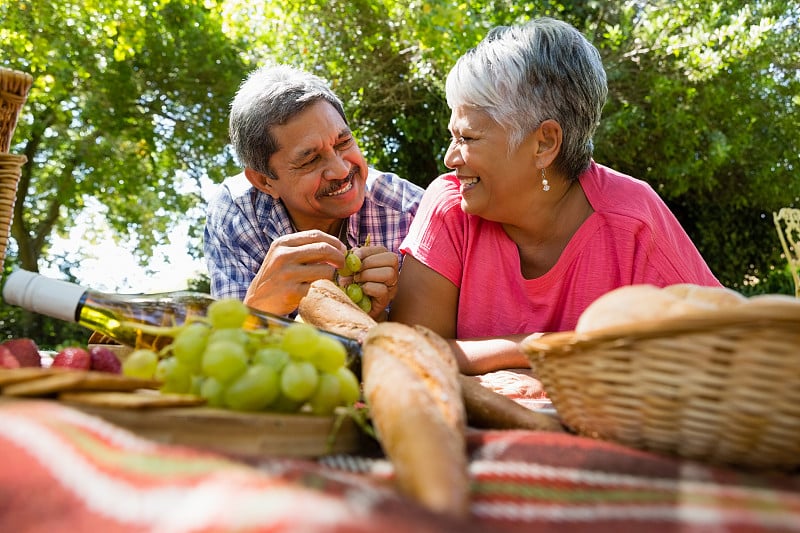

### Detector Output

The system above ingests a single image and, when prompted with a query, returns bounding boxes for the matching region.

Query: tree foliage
[1,0,247,343]
[219,0,799,292]
[1,0,798,344]
[592,0,800,289]
[3,0,246,270]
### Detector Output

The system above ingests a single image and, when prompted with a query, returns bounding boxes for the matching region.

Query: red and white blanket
[1,400,799,533]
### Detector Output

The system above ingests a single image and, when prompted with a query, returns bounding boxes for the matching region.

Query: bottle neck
[75,292,90,322]
[2,270,86,323]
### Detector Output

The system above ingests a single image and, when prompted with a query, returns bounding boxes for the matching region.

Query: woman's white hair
[445,18,608,180]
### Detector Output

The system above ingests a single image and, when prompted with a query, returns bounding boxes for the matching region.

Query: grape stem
[326,404,376,452]
[118,316,208,353]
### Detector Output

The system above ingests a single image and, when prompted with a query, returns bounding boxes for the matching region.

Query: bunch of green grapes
[122,299,361,415]
[336,236,372,314]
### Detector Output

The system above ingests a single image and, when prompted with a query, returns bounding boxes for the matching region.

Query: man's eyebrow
[287,128,354,166]
[288,147,316,166]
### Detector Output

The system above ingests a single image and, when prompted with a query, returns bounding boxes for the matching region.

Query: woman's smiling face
[444,105,535,222]
[265,100,368,231]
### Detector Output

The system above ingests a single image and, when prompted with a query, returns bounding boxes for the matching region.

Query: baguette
[301,278,559,451]
[298,279,377,342]
[362,322,469,517]
[457,374,564,432]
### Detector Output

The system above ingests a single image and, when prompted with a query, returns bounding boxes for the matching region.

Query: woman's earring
[541,168,550,192]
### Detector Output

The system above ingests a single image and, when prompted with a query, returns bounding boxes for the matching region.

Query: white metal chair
[772,207,800,298]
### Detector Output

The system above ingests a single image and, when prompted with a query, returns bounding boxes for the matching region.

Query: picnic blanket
[1,400,799,532]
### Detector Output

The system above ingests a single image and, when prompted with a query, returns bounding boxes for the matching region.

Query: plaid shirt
[204,168,424,302]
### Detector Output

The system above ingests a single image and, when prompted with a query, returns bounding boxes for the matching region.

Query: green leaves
[2,0,246,273]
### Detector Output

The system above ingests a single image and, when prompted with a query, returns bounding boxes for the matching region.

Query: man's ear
[534,119,562,168]
[244,167,279,199]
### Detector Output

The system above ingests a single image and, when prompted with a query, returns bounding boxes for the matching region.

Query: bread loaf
[662,283,747,307]
[747,293,800,306]
[301,278,561,501]
[575,283,744,333]
[298,279,377,342]
[362,322,469,517]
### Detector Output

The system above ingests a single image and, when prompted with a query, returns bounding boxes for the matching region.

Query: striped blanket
[1,400,798,532]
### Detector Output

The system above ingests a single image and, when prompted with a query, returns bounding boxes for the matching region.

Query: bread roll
[663,283,747,307]
[474,369,544,399]
[576,283,746,333]
[744,293,797,304]
[362,322,469,517]
[298,279,377,342]
[575,284,713,333]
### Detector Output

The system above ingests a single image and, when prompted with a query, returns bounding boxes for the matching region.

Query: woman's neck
[504,178,594,279]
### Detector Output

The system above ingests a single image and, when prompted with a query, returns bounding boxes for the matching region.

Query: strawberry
[52,346,91,370]
[1,338,41,367]
[89,345,122,374]
[0,346,21,369]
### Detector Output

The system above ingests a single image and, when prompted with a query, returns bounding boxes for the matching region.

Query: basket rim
[0,67,34,86]
[0,153,27,163]
[521,298,800,355]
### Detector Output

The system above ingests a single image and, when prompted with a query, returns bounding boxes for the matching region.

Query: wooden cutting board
[0,366,368,459]
[61,401,367,459]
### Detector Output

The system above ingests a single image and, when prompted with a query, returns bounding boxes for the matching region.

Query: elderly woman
[390,18,721,375]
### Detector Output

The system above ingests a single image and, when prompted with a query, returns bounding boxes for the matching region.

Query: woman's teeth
[460,177,480,190]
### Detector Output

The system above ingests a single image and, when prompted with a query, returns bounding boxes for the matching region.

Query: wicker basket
[1,67,34,153]
[521,298,800,470]
[0,153,26,271]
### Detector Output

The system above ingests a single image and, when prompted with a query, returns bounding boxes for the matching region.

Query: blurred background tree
[1,0,798,346]
[0,0,247,344]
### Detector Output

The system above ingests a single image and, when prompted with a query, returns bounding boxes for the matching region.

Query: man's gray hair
[229,64,346,177]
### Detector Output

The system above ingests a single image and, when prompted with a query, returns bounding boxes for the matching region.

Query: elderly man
[204,64,424,320]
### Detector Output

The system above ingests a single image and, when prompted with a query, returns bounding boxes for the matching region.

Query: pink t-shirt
[400,161,721,338]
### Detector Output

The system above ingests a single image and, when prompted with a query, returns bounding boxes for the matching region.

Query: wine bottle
[1,269,362,365]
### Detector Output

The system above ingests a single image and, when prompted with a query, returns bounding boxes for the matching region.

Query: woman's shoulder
[584,162,655,195]
[406,174,467,232]
[583,162,670,218]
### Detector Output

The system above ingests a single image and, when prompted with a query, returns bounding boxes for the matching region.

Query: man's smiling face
[264,99,368,231]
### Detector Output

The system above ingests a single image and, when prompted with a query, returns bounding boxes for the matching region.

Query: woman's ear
[535,119,562,168]
[244,167,279,199]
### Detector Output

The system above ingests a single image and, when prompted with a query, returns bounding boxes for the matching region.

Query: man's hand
[244,230,347,316]
[351,245,399,321]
